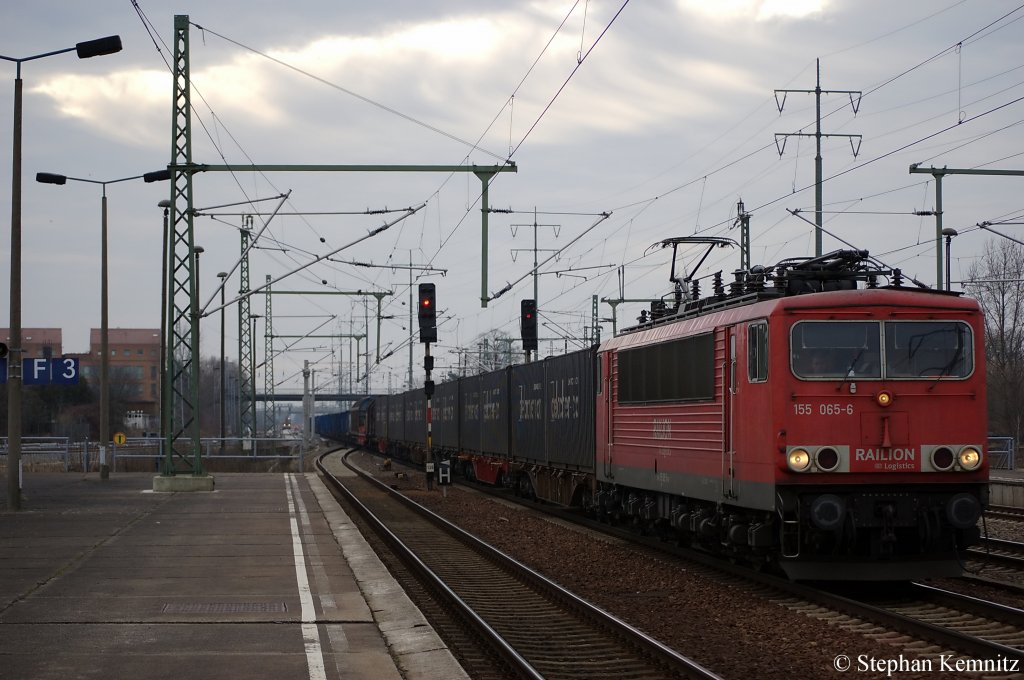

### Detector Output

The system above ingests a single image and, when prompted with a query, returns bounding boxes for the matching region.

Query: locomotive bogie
[774,484,985,579]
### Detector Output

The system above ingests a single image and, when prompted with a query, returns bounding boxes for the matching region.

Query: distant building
[0,327,161,431]
[1,327,63,360]
[82,329,162,425]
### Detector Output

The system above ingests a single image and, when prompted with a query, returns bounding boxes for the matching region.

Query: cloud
[32,69,168,148]
[267,17,503,68]
[27,10,764,159]
[28,14,521,155]
[30,54,293,150]
[676,0,827,21]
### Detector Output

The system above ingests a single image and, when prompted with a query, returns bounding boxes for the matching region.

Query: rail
[453,459,1024,666]
[316,449,722,680]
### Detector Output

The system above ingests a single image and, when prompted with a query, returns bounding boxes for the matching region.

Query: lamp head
[76,36,122,59]
[36,172,67,185]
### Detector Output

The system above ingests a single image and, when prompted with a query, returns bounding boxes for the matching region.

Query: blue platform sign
[0,357,80,385]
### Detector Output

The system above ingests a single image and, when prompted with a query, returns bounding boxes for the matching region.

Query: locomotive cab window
[747,321,768,383]
[791,320,972,380]
[791,321,881,380]
[884,321,973,379]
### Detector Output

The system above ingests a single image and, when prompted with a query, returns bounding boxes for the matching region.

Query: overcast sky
[2,0,1022,394]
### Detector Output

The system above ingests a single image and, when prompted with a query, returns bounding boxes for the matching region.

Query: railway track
[796,581,1024,663]
[316,449,721,680]
[969,536,1024,570]
[423,456,1024,668]
[983,505,1024,522]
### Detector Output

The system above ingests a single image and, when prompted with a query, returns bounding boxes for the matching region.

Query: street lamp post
[192,246,204,439]
[249,314,261,437]
[217,271,228,450]
[942,228,959,291]
[36,170,169,480]
[158,200,171,470]
[2,35,122,509]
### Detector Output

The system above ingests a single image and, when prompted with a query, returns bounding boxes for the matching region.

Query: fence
[0,436,322,474]
[987,436,1015,471]
[0,437,73,472]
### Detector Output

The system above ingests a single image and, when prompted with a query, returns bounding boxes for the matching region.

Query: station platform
[0,470,467,680]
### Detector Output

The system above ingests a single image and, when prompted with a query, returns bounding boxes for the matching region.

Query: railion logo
[854,448,916,462]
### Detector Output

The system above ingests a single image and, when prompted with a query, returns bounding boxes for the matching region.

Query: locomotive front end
[777,297,988,580]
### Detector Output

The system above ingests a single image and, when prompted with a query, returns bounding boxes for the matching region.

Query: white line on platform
[286,473,327,680]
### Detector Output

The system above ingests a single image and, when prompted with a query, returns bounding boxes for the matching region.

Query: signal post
[521,299,538,362]
[418,283,437,490]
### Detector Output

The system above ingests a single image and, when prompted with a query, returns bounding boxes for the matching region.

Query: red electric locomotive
[595,248,987,579]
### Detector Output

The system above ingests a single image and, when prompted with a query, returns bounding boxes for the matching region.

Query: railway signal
[521,299,538,353]
[418,283,437,343]
[417,282,438,487]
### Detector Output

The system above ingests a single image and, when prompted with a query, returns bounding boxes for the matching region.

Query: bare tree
[198,355,239,437]
[469,332,517,374]
[966,239,1024,443]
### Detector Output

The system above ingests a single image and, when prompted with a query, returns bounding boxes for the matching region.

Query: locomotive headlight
[876,390,893,407]
[931,447,955,471]
[815,447,840,472]
[787,448,811,472]
[958,446,982,471]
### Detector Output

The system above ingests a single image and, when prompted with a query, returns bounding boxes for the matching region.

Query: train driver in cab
[796,347,880,379]
[795,349,837,377]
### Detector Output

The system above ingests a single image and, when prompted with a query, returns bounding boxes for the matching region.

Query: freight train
[316,249,988,580]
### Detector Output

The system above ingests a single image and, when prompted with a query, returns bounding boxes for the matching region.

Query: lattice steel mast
[161,15,203,476]
[237,218,255,437]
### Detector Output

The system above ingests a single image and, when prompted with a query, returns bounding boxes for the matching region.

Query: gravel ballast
[341,451,964,680]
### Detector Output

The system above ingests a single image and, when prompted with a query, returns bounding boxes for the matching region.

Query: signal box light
[521,299,538,352]
[418,282,437,343]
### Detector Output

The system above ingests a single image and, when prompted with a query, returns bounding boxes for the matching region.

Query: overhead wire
[136,1,1024,383]
[188,22,509,163]
[135,3,433,379]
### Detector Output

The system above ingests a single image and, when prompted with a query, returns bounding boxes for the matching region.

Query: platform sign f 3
[0,357,80,385]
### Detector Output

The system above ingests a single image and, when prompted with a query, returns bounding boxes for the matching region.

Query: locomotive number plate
[793,403,854,416]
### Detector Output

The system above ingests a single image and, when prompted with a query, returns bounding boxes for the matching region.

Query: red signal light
[417,282,437,343]
[520,299,538,351]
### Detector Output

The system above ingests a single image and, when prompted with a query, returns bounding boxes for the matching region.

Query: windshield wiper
[836,347,866,392]
[926,346,965,391]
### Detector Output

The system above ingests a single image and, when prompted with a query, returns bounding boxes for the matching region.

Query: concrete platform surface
[0,470,467,680]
